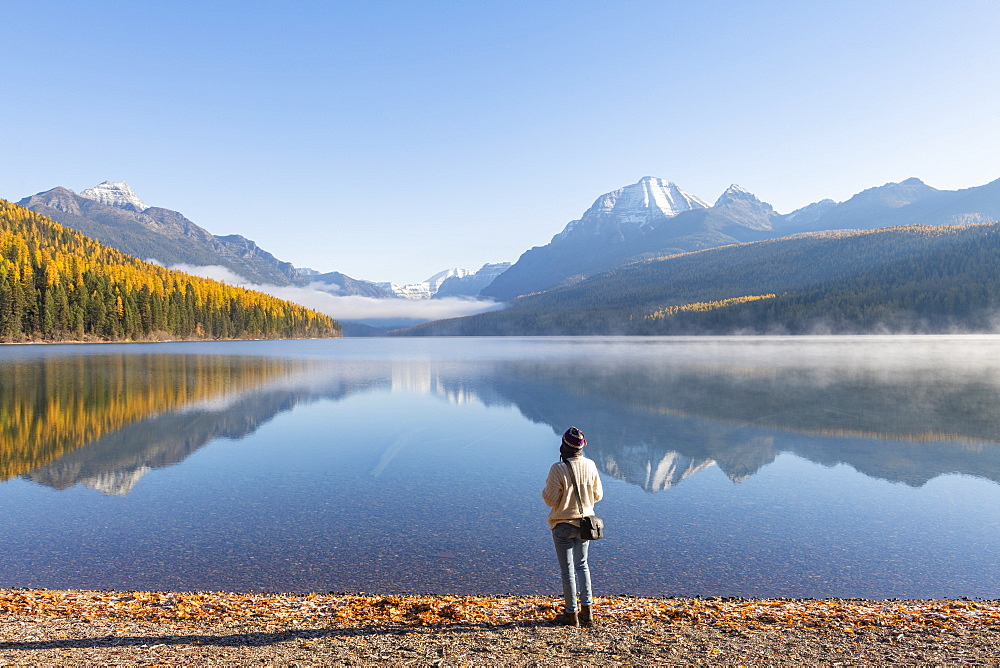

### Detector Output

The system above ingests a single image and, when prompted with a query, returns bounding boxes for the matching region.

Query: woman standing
[542,427,604,627]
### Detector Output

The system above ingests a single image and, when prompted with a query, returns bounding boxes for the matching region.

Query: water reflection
[6,340,1000,495]
[4,338,1000,598]
[0,355,326,493]
[482,357,1000,490]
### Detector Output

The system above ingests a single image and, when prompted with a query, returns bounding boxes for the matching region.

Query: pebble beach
[2,589,999,665]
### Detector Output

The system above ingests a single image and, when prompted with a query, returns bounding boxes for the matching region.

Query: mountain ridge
[20,185,304,286]
[20,182,508,303]
[483,175,1000,302]
[402,222,1000,336]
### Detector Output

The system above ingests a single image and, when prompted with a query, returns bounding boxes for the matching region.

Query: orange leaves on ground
[1,589,998,632]
[332,595,560,626]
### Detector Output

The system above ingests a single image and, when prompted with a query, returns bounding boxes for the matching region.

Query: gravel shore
[2,589,999,665]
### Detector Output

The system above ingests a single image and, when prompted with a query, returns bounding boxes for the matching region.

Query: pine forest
[0,200,340,342]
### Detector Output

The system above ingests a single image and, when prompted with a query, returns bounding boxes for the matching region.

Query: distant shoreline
[0,335,340,346]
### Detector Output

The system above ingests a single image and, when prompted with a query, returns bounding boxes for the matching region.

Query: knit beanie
[560,427,586,459]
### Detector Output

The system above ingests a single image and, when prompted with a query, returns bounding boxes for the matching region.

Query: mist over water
[165,263,503,324]
[2,336,999,598]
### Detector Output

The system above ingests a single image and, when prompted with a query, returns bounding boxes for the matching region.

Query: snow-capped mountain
[482,173,1000,302]
[434,262,512,298]
[484,176,756,301]
[427,268,473,292]
[79,180,148,212]
[375,268,480,300]
[21,182,304,286]
[377,281,434,300]
[302,264,510,303]
[552,176,710,243]
[23,180,506,304]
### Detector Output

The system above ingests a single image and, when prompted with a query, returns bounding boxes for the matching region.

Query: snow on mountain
[375,272,460,300]
[597,175,710,219]
[374,266,505,300]
[553,176,710,242]
[426,268,473,292]
[378,281,434,300]
[715,184,754,202]
[300,264,509,302]
[22,183,303,285]
[434,262,512,298]
[79,180,148,212]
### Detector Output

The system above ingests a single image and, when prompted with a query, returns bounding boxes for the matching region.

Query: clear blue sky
[3,0,999,285]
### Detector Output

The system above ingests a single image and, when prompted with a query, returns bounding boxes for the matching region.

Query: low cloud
[166,264,503,324]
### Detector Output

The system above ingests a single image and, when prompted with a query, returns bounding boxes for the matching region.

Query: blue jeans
[552,522,591,613]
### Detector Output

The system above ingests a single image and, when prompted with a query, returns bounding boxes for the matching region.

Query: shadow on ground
[0,622,550,652]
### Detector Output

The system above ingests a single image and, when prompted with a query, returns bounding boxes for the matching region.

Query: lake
[2,335,1000,599]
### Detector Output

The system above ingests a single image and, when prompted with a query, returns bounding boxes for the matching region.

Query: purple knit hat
[560,427,586,459]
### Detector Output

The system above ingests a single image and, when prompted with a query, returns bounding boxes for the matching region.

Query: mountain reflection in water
[0,354,334,493]
[6,339,1000,495]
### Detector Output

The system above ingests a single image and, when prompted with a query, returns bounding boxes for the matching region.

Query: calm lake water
[2,336,1000,599]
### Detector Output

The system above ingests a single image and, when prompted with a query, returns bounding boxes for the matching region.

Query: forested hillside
[20,185,304,286]
[402,223,1000,336]
[0,200,340,342]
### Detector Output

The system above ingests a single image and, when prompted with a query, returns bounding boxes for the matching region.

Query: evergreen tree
[0,200,341,342]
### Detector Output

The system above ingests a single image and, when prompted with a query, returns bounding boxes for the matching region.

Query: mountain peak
[620,177,710,217]
[425,268,473,292]
[715,184,757,204]
[711,184,776,231]
[844,177,939,209]
[79,181,147,212]
[553,177,710,243]
[590,177,710,218]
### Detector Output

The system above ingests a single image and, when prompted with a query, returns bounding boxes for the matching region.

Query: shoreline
[0,335,340,346]
[2,588,999,665]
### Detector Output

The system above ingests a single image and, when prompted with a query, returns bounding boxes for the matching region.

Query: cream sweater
[542,456,604,530]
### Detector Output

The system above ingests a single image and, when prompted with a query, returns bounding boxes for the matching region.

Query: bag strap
[564,459,586,517]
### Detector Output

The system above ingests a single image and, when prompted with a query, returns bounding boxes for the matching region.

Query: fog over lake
[2,336,999,599]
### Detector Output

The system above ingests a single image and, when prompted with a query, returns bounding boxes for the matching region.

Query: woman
[542,426,604,627]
